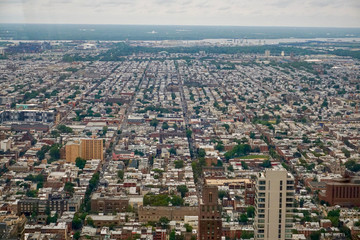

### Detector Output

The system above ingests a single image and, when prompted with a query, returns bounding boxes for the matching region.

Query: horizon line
[1,22,360,29]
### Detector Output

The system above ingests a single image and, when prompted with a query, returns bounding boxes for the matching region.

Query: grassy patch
[237,155,269,160]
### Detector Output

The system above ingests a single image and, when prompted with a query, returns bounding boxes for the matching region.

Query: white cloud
[0,0,359,27]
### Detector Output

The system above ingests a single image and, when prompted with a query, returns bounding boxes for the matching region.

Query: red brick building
[153,229,167,240]
[112,150,134,160]
[244,188,255,205]
[198,185,222,240]
[319,177,360,207]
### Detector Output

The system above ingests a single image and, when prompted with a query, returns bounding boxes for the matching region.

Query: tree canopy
[224,144,251,160]
[75,157,86,169]
[177,185,189,198]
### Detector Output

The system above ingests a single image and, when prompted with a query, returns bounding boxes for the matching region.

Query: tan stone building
[86,214,123,228]
[80,138,103,161]
[91,193,129,214]
[65,138,104,163]
[0,214,27,240]
[138,206,198,222]
[65,141,80,163]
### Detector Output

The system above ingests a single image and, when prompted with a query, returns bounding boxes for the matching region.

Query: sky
[0,0,359,28]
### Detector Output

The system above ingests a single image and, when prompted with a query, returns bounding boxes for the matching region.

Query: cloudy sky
[0,0,359,27]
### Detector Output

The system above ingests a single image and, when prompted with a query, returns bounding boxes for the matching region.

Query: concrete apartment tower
[254,165,295,240]
[198,185,222,240]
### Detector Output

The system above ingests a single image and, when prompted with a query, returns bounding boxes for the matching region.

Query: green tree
[250,132,256,139]
[51,130,60,138]
[327,209,340,217]
[174,160,184,169]
[215,143,225,152]
[134,150,144,156]
[79,212,87,221]
[26,190,38,198]
[162,122,169,130]
[46,213,58,224]
[340,226,351,239]
[105,108,112,114]
[102,126,108,136]
[158,217,170,229]
[241,161,249,169]
[186,129,192,139]
[150,118,159,129]
[72,215,82,230]
[177,185,189,198]
[344,159,360,172]
[73,231,81,240]
[170,195,184,206]
[143,193,169,206]
[321,98,328,108]
[309,231,321,240]
[300,210,312,223]
[218,190,228,200]
[302,135,311,143]
[184,223,193,232]
[31,211,37,221]
[246,206,255,218]
[87,217,94,227]
[327,209,340,227]
[36,150,45,161]
[75,157,86,169]
[241,231,254,239]
[169,230,176,240]
[224,144,251,160]
[299,198,305,208]
[341,147,350,158]
[117,170,124,180]
[36,145,51,161]
[49,144,61,160]
[222,124,230,132]
[169,148,177,155]
[45,206,51,216]
[260,160,272,168]
[64,182,75,197]
[198,148,206,158]
[239,213,248,224]
[57,124,73,133]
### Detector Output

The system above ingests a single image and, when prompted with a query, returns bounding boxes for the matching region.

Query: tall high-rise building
[65,141,80,163]
[198,185,222,240]
[65,138,104,163]
[254,166,294,240]
[264,50,271,58]
[80,138,104,161]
